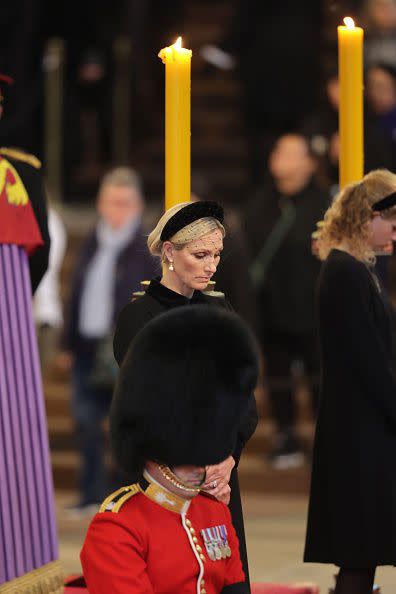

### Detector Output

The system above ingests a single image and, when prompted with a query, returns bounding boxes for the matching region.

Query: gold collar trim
[141,471,191,514]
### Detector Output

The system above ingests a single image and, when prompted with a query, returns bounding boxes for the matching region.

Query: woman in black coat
[113,201,258,592]
[304,169,396,594]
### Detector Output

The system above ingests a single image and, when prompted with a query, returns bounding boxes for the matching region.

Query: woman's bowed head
[147,201,225,296]
[316,169,396,261]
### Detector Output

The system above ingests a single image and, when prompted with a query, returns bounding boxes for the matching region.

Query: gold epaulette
[0,147,41,169]
[99,484,141,513]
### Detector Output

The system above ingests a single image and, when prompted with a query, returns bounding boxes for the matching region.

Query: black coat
[304,250,396,567]
[246,179,329,337]
[113,279,258,590]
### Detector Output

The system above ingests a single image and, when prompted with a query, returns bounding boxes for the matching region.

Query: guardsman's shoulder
[99,484,141,514]
[0,147,42,169]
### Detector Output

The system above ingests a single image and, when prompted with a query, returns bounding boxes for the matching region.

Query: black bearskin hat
[110,305,258,475]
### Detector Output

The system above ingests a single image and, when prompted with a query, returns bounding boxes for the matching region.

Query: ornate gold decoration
[0,158,29,206]
[0,148,41,169]
[100,483,140,513]
[0,560,64,594]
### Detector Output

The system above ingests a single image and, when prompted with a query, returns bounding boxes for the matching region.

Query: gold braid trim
[100,484,140,513]
[0,148,41,169]
[0,560,64,594]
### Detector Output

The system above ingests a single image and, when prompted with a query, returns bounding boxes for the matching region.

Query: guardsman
[81,305,259,594]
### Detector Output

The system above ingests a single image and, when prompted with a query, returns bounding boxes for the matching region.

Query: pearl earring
[169,261,174,271]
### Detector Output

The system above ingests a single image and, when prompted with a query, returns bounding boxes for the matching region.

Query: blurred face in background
[326,76,340,110]
[97,184,143,230]
[366,66,396,114]
[269,135,317,195]
[368,0,396,31]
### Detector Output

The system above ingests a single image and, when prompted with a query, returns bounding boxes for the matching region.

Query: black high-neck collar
[145,278,207,308]
[275,177,317,202]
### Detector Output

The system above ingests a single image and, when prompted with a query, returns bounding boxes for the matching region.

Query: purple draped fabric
[0,244,58,584]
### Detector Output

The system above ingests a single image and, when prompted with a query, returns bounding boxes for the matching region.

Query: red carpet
[65,576,319,593]
[251,585,319,594]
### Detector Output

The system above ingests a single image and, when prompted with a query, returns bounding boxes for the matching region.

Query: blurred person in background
[58,167,159,515]
[245,134,330,468]
[365,63,396,286]
[34,204,67,370]
[364,0,396,68]
[301,61,393,192]
[366,62,396,156]
[300,64,342,192]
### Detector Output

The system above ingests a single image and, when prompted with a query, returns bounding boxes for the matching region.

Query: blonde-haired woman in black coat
[304,169,396,594]
[113,201,258,593]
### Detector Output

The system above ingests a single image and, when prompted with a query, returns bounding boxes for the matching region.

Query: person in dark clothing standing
[59,167,160,515]
[301,64,394,192]
[304,169,396,594]
[245,134,330,468]
[366,62,396,161]
[113,201,258,593]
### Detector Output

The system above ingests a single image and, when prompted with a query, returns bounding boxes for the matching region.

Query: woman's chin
[375,242,393,255]
[188,278,209,290]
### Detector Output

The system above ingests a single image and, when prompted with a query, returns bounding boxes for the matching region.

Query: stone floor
[56,491,395,593]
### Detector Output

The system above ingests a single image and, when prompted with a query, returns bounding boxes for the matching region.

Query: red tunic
[81,481,246,594]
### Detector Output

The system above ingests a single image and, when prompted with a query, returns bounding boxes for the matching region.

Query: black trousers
[334,567,376,594]
[262,330,320,431]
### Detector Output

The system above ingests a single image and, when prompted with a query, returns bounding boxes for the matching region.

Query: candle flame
[174,36,182,49]
[343,16,355,29]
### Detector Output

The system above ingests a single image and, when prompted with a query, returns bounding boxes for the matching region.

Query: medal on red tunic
[201,529,216,561]
[219,525,232,558]
[201,525,231,561]
[208,527,222,560]
[213,527,226,559]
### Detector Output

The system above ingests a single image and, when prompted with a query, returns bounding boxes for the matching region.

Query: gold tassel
[0,560,64,594]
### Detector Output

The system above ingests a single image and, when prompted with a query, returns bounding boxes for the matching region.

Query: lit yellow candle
[338,17,364,188]
[158,37,192,209]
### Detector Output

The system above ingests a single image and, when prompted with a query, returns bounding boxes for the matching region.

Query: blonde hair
[99,167,142,196]
[147,202,226,262]
[317,169,396,262]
